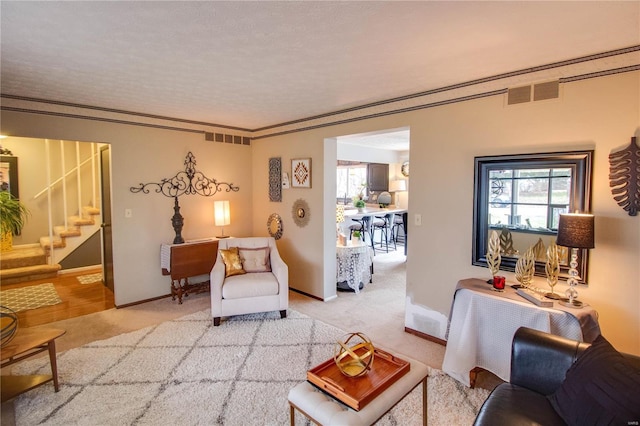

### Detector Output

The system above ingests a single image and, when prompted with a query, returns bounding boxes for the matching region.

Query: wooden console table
[1,328,66,402]
[442,278,600,387]
[160,238,220,304]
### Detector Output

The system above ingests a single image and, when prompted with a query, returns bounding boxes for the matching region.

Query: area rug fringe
[12,309,489,425]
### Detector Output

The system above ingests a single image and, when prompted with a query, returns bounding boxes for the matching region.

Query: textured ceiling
[1,1,639,133]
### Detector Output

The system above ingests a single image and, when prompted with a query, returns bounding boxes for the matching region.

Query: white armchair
[210,237,288,326]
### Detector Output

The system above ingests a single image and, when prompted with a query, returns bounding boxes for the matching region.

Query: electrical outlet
[125,209,132,218]
[414,213,422,226]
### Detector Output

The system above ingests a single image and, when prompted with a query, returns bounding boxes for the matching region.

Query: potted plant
[0,191,29,251]
[352,230,362,245]
[354,199,365,212]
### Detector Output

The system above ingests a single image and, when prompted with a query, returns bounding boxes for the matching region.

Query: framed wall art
[291,158,312,188]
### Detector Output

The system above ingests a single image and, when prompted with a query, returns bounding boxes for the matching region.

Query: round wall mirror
[267,213,283,239]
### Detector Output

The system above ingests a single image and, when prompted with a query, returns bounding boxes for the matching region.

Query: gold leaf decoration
[515,246,535,288]
[545,241,560,290]
[532,238,546,261]
[609,136,640,216]
[486,231,501,276]
[499,227,517,256]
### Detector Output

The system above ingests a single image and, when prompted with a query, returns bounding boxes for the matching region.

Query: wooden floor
[1,268,115,328]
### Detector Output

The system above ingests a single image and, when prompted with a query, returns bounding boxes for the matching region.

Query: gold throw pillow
[219,247,246,277]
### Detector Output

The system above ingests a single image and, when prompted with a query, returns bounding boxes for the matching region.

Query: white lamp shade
[214,200,231,226]
[389,180,407,192]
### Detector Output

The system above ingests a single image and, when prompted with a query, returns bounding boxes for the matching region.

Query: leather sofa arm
[510,327,590,395]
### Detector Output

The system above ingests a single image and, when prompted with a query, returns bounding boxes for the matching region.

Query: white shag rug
[13,309,489,425]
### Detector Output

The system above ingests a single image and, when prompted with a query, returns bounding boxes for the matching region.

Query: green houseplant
[0,191,29,251]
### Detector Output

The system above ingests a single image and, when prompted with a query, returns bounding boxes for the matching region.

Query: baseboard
[115,293,171,309]
[404,326,447,346]
[58,264,101,275]
[289,287,324,301]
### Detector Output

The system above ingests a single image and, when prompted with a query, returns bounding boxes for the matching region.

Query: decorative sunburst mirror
[292,199,310,227]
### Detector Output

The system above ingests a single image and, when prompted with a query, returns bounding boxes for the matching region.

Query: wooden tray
[307,348,410,411]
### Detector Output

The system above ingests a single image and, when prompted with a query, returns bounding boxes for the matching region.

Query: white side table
[336,243,374,293]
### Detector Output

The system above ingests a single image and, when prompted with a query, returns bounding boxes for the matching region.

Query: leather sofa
[474,327,640,425]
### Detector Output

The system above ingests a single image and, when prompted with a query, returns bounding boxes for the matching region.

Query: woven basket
[0,231,12,252]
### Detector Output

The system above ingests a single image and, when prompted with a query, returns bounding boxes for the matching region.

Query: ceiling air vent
[507,85,531,105]
[533,80,560,101]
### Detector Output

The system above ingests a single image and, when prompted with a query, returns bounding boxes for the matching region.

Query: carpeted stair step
[54,225,82,238]
[39,236,65,251]
[0,246,47,269]
[69,215,95,226]
[0,263,62,285]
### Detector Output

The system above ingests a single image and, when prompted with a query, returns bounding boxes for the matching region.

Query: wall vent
[205,132,251,145]
[533,81,560,101]
[507,85,531,105]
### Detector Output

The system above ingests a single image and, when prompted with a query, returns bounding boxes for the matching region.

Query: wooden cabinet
[367,163,389,192]
[161,239,219,303]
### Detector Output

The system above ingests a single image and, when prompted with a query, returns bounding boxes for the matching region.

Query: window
[337,164,367,204]
[472,150,593,284]
[488,168,571,232]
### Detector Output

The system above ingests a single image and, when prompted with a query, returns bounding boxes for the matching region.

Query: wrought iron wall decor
[609,136,640,216]
[130,152,239,244]
[269,157,282,202]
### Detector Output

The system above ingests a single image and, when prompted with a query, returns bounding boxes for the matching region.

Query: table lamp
[214,200,231,238]
[389,179,407,207]
[556,213,594,308]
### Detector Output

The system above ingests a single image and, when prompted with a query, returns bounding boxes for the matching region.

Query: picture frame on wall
[291,158,312,188]
[0,155,19,199]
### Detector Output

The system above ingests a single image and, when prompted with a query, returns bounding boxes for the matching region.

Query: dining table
[343,206,408,255]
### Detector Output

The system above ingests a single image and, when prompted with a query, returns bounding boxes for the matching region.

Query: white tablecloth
[442,278,600,386]
[336,243,374,293]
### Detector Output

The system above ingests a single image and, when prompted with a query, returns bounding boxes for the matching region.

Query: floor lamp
[556,213,594,308]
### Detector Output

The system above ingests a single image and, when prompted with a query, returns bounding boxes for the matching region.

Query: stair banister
[32,156,96,200]
[60,140,69,231]
[45,139,54,264]
[76,141,82,218]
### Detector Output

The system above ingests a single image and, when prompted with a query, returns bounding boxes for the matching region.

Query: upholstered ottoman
[288,354,429,426]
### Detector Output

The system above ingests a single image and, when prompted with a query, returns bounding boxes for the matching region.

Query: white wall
[2,71,638,356]
[250,71,640,355]
[0,112,254,306]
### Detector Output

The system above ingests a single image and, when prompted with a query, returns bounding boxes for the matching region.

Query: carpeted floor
[0,283,62,312]
[12,309,489,425]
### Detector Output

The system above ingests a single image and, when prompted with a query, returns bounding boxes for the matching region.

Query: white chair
[210,237,288,326]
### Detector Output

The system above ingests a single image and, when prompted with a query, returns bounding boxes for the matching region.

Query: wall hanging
[267,213,283,239]
[268,157,282,202]
[291,198,310,227]
[291,158,311,188]
[609,136,639,216]
[130,151,239,244]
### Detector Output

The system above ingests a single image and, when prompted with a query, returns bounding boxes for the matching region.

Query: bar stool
[393,214,405,243]
[372,212,396,253]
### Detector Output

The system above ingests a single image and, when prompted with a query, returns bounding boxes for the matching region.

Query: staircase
[39,206,101,262]
[0,245,61,285]
[0,206,101,285]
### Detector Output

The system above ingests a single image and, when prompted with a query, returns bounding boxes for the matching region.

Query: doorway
[0,136,115,325]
